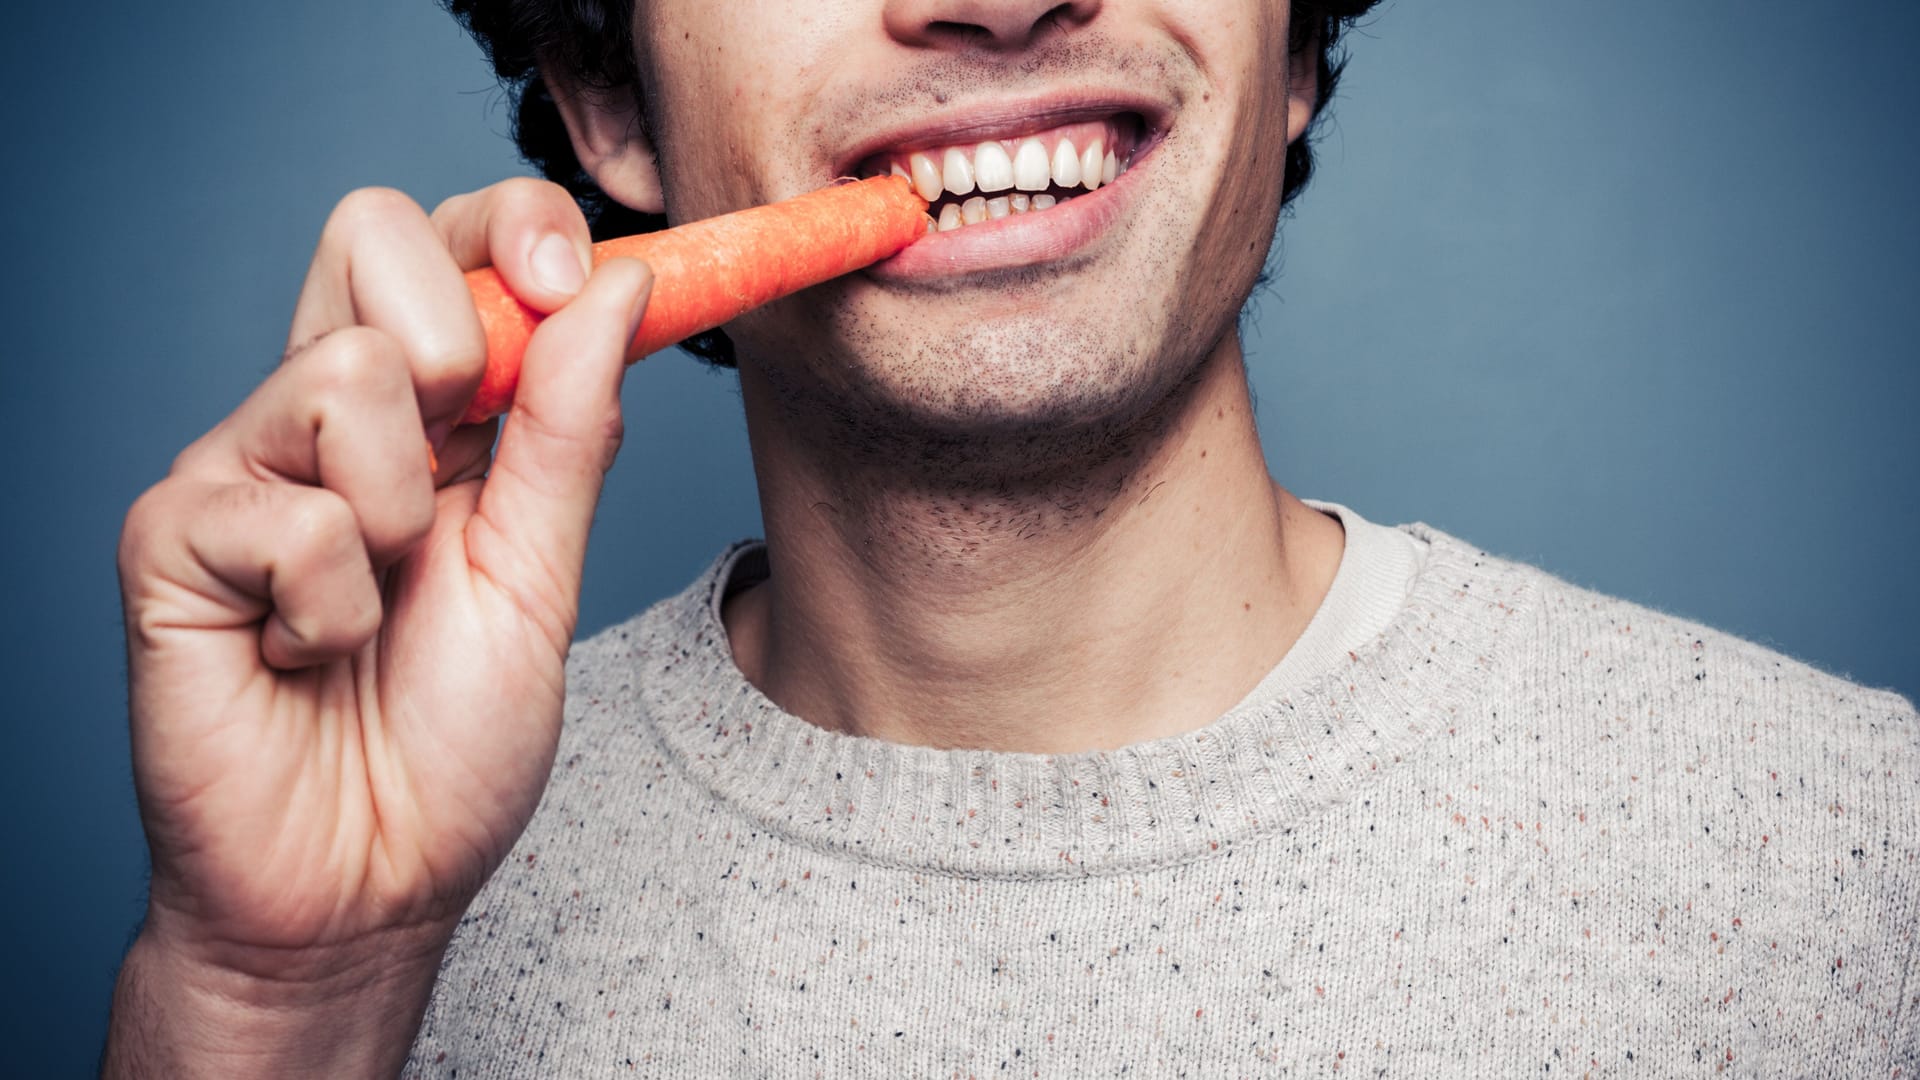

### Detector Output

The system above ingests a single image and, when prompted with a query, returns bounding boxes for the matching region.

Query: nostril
[925,20,993,48]
[1035,4,1075,36]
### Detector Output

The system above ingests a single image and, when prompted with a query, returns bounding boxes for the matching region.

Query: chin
[756,310,1215,485]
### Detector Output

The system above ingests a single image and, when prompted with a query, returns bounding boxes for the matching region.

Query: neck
[722,334,1344,753]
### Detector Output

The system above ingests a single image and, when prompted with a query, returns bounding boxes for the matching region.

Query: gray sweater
[406,522,1918,1077]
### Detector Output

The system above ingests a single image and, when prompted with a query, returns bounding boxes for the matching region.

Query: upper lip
[831,90,1173,179]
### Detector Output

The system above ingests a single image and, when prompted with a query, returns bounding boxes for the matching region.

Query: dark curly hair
[444,0,1382,366]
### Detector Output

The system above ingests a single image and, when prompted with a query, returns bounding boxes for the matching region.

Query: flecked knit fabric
[405,522,1919,1077]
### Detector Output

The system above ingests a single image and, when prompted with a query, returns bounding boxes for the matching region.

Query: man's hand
[103,179,652,1077]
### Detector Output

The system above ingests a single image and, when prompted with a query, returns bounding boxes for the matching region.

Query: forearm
[101,929,447,1079]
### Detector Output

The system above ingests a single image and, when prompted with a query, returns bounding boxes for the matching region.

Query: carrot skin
[459,175,928,424]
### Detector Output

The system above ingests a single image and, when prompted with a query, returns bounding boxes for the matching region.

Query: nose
[883,0,1102,51]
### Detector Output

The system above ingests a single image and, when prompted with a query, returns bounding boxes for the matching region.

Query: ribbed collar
[629,522,1532,879]
[1230,499,1428,711]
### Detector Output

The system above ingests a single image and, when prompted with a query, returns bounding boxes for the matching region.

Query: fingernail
[531,232,587,295]
[425,418,454,450]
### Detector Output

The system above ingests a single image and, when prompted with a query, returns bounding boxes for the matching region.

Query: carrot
[458,175,928,424]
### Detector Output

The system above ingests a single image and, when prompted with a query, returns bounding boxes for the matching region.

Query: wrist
[103,922,451,1079]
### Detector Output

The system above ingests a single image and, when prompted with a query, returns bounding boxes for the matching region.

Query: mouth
[854,113,1145,233]
[836,100,1165,281]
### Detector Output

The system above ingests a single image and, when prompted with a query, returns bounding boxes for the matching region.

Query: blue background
[2,1,1914,1072]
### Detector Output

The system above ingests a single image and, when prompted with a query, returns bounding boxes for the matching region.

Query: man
[104,0,1916,1075]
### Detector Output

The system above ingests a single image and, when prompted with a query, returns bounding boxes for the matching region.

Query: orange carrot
[459,175,928,424]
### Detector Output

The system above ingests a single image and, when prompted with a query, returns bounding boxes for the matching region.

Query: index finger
[429,177,595,316]
[284,187,488,432]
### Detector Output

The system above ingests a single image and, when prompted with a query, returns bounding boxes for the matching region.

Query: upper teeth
[941,147,976,196]
[899,133,1127,205]
[1012,140,1050,191]
[1050,140,1081,189]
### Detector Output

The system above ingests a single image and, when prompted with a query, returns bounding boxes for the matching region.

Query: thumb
[469,257,651,638]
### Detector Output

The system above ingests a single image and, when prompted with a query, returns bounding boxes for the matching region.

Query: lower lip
[863,158,1144,283]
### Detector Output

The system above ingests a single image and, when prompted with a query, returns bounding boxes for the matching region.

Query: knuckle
[409,322,488,392]
[275,607,326,651]
[428,189,478,227]
[324,186,424,246]
[403,479,439,538]
[365,483,438,565]
[282,488,364,566]
[300,326,408,401]
[167,418,239,479]
[343,586,384,643]
[168,438,215,479]
[117,482,179,574]
[493,175,572,214]
[283,586,380,654]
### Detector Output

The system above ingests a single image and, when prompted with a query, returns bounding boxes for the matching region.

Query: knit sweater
[405,520,1918,1078]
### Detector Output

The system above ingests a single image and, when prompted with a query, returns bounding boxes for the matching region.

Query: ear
[1284,30,1320,145]
[539,61,666,215]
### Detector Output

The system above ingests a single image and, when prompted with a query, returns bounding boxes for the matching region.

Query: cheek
[636,11,793,220]
[1180,21,1295,308]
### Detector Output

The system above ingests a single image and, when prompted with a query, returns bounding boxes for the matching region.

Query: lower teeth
[931,190,1072,232]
